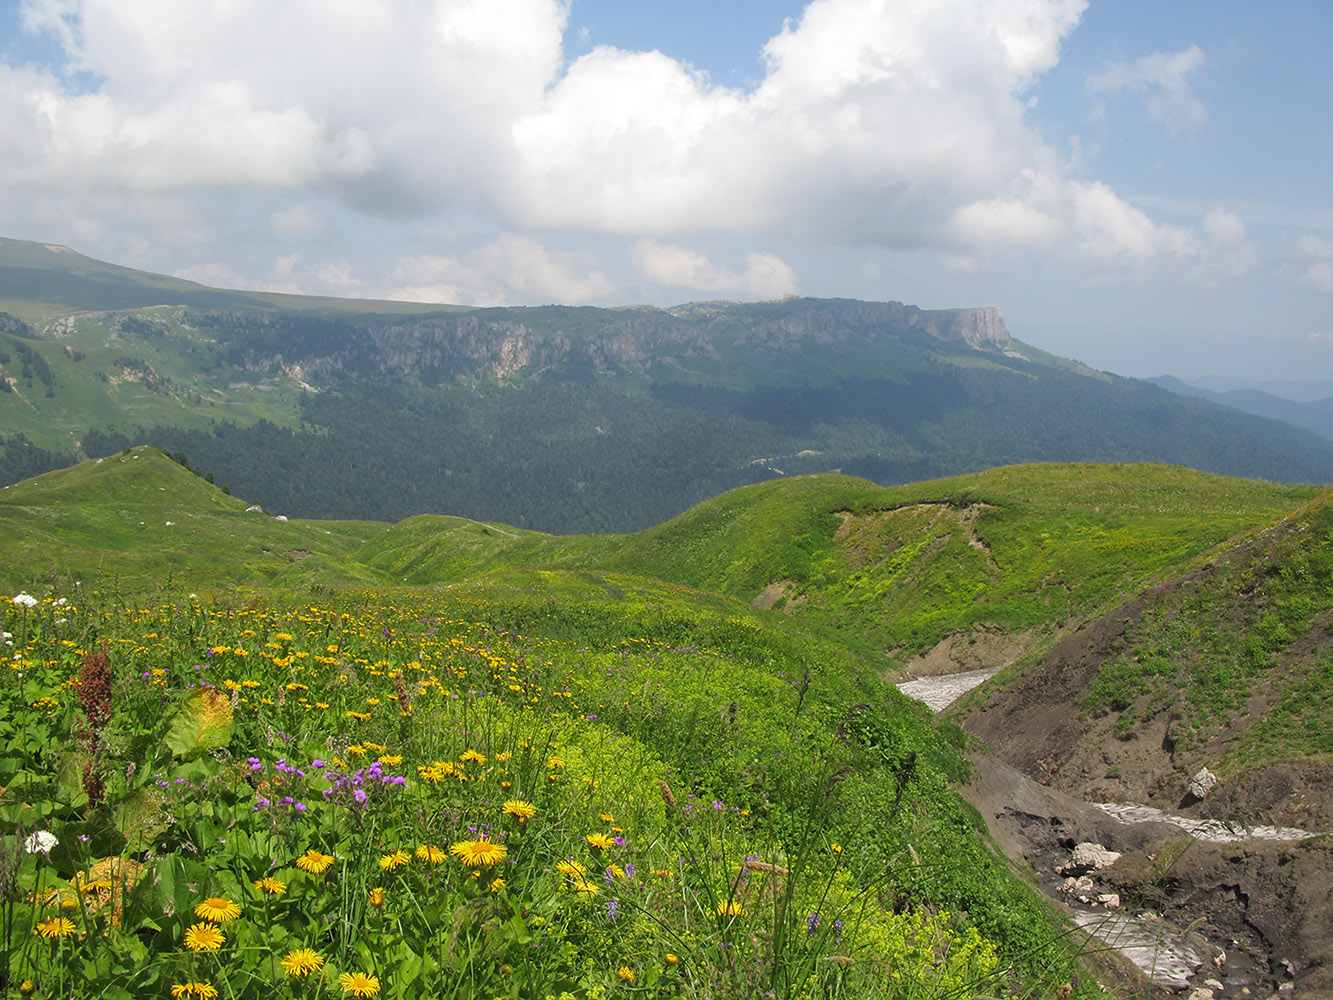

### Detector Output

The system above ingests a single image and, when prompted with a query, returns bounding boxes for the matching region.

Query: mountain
[3,236,1333,533]
[1148,374,1333,442]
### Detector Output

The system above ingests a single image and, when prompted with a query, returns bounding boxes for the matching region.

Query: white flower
[24,831,57,855]
[11,593,37,607]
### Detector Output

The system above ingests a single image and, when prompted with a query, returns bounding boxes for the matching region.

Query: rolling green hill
[2,449,1318,664]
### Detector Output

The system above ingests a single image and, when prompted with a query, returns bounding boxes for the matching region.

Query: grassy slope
[2,452,1317,664]
[558,464,1318,656]
[0,448,390,592]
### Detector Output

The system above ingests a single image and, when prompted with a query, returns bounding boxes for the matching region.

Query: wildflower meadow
[0,578,1088,999]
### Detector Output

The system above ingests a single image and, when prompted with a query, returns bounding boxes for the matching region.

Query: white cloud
[0,1,1256,293]
[383,235,614,306]
[1295,235,1333,292]
[1089,44,1207,134]
[633,241,796,298]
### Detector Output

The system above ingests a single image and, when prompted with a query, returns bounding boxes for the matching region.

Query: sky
[0,0,1330,382]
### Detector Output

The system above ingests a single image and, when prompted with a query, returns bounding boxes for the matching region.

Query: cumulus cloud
[383,235,614,306]
[633,241,796,298]
[1088,44,1208,134]
[0,0,1248,294]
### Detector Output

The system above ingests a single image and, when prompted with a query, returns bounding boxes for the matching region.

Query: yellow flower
[449,838,507,867]
[599,812,614,823]
[378,849,410,870]
[547,756,565,768]
[184,922,225,951]
[830,843,843,855]
[571,878,600,896]
[665,953,680,966]
[368,887,385,906]
[556,859,587,878]
[717,900,744,917]
[490,877,505,893]
[194,897,242,923]
[502,799,536,823]
[295,849,335,875]
[18,980,35,997]
[606,864,626,879]
[281,948,325,977]
[415,844,447,864]
[459,749,486,764]
[34,916,76,938]
[617,966,635,982]
[171,983,219,999]
[338,971,381,998]
[585,832,613,850]
[378,754,402,765]
[253,876,286,895]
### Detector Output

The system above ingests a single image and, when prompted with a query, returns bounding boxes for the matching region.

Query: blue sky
[0,0,1330,381]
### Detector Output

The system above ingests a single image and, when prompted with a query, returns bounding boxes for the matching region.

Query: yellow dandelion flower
[665,953,680,966]
[34,917,76,938]
[606,864,626,879]
[652,868,675,879]
[502,799,536,823]
[547,756,565,768]
[338,971,380,998]
[617,966,635,982]
[183,922,225,951]
[490,877,505,893]
[171,983,219,999]
[585,832,613,850]
[495,751,513,761]
[280,948,325,977]
[830,843,843,855]
[572,878,600,896]
[368,887,385,906]
[253,876,286,895]
[18,980,35,996]
[599,812,614,823]
[194,897,242,923]
[295,849,335,874]
[378,754,402,765]
[459,749,486,765]
[346,744,366,755]
[555,859,587,878]
[415,844,447,864]
[449,838,507,867]
[378,849,410,870]
[717,900,744,917]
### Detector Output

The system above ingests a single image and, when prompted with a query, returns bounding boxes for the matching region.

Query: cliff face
[190,297,1015,383]
[913,306,1010,349]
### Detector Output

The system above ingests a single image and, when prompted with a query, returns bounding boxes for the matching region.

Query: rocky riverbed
[897,671,1333,998]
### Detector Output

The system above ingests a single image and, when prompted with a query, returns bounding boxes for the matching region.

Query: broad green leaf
[164,687,233,758]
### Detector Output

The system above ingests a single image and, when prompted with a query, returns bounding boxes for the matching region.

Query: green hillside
[2,451,1316,665]
[956,480,1333,827]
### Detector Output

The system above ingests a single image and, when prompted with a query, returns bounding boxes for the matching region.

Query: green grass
[0,565,1090,998]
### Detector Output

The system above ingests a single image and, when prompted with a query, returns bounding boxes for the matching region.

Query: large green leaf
[164,687,233,758]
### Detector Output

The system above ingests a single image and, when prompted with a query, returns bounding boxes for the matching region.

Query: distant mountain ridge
[1,235,1332,532]
[1148,374,1333,442]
